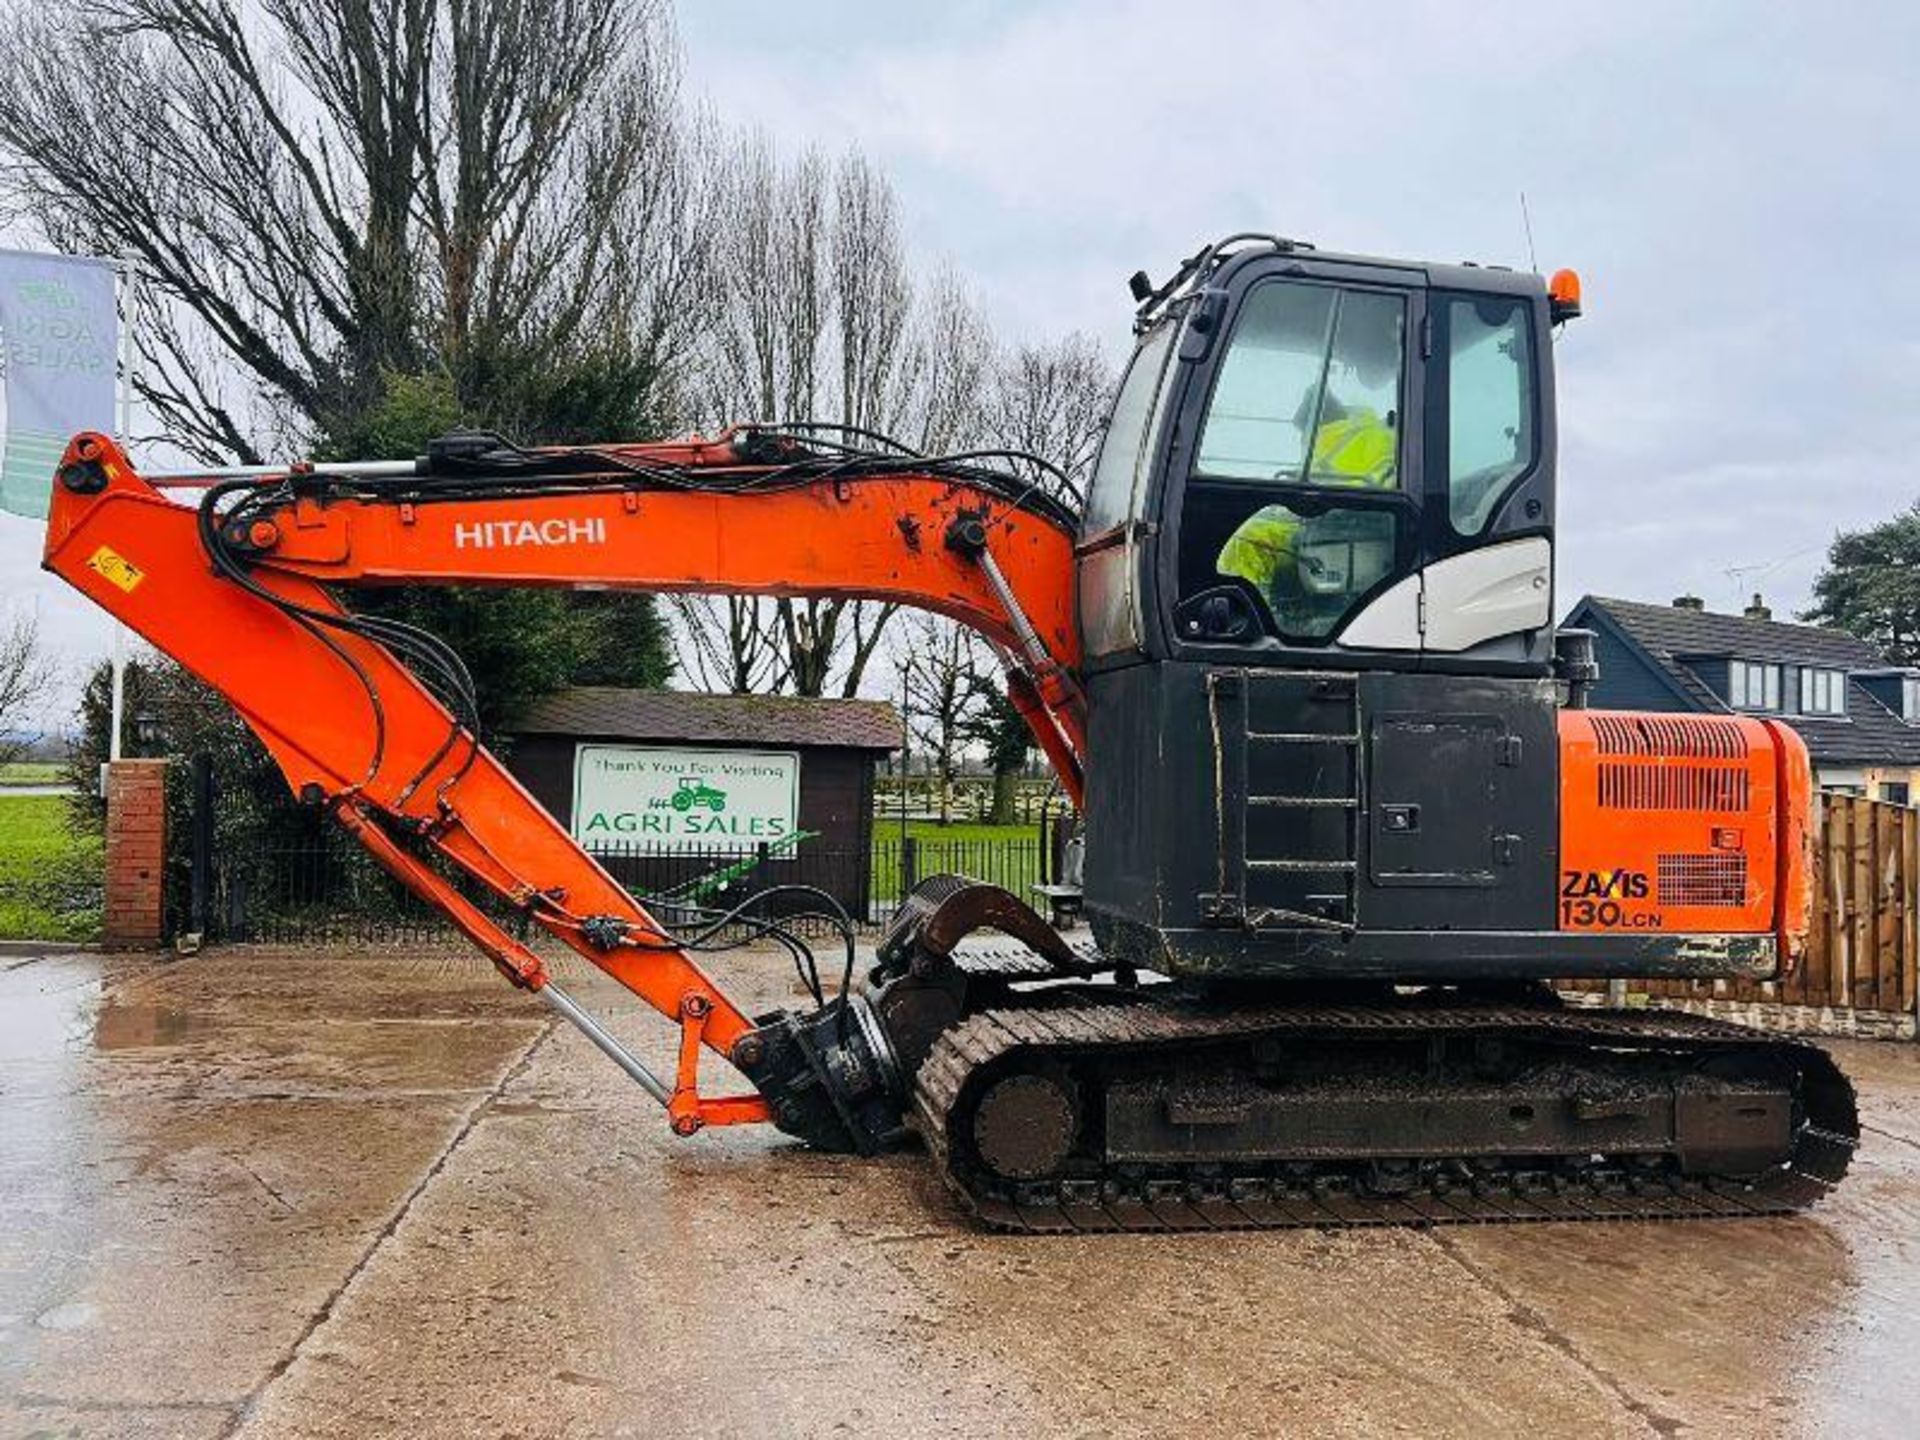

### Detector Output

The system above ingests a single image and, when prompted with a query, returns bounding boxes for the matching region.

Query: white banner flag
[0,248,119,519]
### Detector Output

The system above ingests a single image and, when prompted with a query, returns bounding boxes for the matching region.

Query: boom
[43,428,1083,1138]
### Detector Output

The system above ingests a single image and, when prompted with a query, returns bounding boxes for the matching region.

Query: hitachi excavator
[44,234,1857,1230]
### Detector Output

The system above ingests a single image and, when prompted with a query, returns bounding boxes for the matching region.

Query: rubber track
[911,992,1859,1234]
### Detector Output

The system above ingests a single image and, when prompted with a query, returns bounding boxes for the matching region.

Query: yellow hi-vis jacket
[1215,409,1396,593]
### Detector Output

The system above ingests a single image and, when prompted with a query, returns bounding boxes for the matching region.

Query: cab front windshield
[1184,281,1407,640]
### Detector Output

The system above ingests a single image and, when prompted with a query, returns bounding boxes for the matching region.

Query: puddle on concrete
[91,1002,208,1051]
[0,967,101,1064]
[0,958,109,1390]
[0,963,212,1056]
[34,1302,97,1332]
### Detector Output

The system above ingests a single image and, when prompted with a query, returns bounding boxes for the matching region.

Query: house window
[1729,660,1781,711]
[1799,668,1846,716]
[1905,676,1920,722]
[1880,781,1912,807]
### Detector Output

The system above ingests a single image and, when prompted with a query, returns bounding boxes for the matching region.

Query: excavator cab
[1078,234,1555,674]
[1071,236,1791,986]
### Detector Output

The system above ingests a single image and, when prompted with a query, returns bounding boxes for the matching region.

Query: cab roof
[1137,233,1546,329]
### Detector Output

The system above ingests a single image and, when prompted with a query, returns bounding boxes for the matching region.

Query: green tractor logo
[668,776,728,814]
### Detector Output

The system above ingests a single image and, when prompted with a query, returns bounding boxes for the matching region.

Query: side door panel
[1419,536,1552,652]
[1360,672,1559,930]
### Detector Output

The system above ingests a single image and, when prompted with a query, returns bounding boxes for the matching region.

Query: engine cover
[1558,711,1811,957]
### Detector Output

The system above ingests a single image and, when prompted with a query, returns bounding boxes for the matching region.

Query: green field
[866,819,1045,902]
[876,820,1035,846]
[0,761,65,787]
[0,794,102,942]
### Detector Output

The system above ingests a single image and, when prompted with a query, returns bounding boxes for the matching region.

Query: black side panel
[1081,663,1186,962]
[1083,661,1562,978]
[1359,672,1559,932]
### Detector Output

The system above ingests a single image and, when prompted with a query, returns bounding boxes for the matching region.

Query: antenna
[1720,544,1824,608]
[1519,191,1539,274]
[1722,561,1773,609]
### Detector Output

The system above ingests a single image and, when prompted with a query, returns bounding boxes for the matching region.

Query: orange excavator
[45,234,1856,1230]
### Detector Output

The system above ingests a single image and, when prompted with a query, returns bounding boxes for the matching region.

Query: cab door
[1410,287,1556,662]
[1349,288,1561,929]
[1160,264,1430,663]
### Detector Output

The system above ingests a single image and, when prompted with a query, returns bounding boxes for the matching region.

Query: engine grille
[1591,714,1750,759]
[1598,762,1751,812]
[1657,852,1749,908]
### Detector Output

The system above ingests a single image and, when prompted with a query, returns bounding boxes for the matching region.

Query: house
[1563,594,1920,803]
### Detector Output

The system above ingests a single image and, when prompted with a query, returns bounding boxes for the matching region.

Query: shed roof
[512,687,901,751]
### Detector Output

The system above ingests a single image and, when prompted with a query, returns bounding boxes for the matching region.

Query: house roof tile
[1570,596,1920,768]
[1584,596,1882,668]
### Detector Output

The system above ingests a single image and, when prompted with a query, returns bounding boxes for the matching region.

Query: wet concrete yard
[3,945,1919,1439]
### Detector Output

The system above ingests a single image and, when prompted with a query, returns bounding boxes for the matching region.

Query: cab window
[1180,281,1409,643]
[1081,322,1175,537]
[1078,321,1176,657]
[1195,284,1404,488]
[1446,296,1536,534]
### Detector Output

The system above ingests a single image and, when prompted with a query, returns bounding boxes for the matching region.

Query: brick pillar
[104,759,168,948]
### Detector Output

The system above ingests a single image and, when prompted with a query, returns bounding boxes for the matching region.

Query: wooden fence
[1573,794,1917,1017]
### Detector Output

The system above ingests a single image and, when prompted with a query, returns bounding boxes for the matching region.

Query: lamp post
[107,253,141,762]
[896,657,911,852]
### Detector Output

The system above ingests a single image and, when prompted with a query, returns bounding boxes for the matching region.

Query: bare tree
[897,611,996,826]
[910,268,996,453]
[681,138,995,698]
[667,592,789,695]
[982,331,1113,488]
[0,613,53,766]
[0,0,714,459]
[830,153,916,437]
[866,328,1112,802]
[679,136,822,696]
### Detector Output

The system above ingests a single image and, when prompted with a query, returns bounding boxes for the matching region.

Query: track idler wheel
[971,1068,1080,1181]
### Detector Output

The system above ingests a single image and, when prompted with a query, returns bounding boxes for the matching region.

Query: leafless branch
[0,613,54,765]
[0,0,699,457]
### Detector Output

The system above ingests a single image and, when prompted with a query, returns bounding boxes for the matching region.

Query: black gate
[187,763,1047,944]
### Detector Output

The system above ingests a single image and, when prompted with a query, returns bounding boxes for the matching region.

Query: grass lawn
[866,818,1047,902]
[878,820,1038,846]
[0,793,103,942]
[0,761,65,786]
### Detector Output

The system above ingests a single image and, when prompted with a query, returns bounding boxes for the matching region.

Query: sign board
[572,744,800,854]
[0,248,119,519]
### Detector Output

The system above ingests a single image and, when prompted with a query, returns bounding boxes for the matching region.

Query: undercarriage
[737,879,1859,1233]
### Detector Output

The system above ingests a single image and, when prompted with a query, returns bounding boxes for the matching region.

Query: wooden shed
[502,687,901,917]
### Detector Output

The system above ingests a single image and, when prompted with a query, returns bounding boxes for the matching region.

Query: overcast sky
[677,0,1920,608]
[5,1,1917,724]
